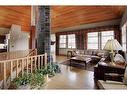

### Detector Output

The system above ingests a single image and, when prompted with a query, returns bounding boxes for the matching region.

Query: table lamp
[103,39,122,65]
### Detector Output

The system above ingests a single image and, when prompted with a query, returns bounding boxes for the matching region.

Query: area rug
[58,59,97,72]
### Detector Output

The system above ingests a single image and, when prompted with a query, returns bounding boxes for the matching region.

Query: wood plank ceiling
[51,6,126,33]
[0,6,31,32]
[0,6,126,33]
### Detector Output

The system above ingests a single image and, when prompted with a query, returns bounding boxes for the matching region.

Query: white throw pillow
[114,54,125,63]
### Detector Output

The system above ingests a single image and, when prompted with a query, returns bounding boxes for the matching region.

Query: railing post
[10,61,13,81]
[31,57,33,73]
[35,49,37,55]
[44,53,47,67]
[3,62,6,89]
[26,58,29,75]
[21,59,24,76]
[38,56,40,69]
[16,60,18,77]
[41,55,43,68]
[34,57,37,71]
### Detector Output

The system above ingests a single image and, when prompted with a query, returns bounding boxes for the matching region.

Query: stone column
[36,6,51,63]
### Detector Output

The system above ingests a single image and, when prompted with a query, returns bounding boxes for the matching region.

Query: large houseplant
[10,62,61,89]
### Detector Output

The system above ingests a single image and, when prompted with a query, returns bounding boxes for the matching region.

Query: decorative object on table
[103,39,122,65]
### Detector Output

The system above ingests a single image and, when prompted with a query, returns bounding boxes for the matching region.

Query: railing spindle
[16,60,18,77]
[21,59,24,76]
[26,58,29,75]
[31,57,33,73]
[38,56,40,69]
[10,61,13,81]
[34,57,37,71]
[44,53,47,67]
[3,62,6,88]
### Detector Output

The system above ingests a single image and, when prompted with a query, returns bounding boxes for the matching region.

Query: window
[68,34,76,48]
[87,32,98,49]
[101,31,114,49]
[59,35,66,48]
[122,24,126,51]
[87,31,114,49]
[0,44,5,49]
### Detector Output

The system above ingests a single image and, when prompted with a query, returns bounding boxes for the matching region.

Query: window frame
[67,34,76,49]
[87,30,115,50]
[101,30,114,49]
[87,32,99,49]
[59,35,67,49]
[122,23,127,51]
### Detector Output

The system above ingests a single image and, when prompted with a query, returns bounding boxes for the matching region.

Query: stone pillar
[36,6,51,63]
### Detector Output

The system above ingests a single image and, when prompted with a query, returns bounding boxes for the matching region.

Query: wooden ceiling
[51,6,126,32]
[0,6,126,33]
[0,6,31,32]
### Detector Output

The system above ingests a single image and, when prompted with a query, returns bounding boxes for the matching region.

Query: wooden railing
[0,53,47,89]
[0,49,37,74]
[0,49,37,61]
[26,49,37,57]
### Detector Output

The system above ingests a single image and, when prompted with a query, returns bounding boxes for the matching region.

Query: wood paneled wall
[56,25,121,55]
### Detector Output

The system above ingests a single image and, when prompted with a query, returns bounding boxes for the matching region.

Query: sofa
[72,49,110,63]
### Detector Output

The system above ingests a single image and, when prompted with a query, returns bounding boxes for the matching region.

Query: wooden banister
[0,53,47,89]
[26,49,37,57]
[0,49,37,61]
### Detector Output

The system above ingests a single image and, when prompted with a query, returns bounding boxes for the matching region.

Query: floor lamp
[103,39,122,65]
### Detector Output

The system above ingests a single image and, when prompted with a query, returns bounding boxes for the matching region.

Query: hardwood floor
[56,55,68,63]
[42,55,97,89]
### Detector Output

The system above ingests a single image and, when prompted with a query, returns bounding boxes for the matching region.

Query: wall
[120,9,127,51]
[121,9,127,27]
[9,24,29,51]
[56,25,121,55]
[51,34,56,62]
[9,33,29,51]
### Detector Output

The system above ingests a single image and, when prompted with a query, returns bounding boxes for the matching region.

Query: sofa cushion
[84,50,93,55]
[92,50,98,56]
[75,50,84,55]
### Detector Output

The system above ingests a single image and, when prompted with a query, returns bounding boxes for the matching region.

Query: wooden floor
[42,55,97,89]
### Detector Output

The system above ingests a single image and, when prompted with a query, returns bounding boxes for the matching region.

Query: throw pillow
[123,66,127,85]
[97,53,104,57]
[114,54,125,64]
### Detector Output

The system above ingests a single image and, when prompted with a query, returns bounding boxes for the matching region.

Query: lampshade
[103,39,122,51]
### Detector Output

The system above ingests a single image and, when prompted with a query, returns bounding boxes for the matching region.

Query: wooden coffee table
[70,56,91,69]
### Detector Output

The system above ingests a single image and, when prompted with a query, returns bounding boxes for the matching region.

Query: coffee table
[70,56,91,69]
